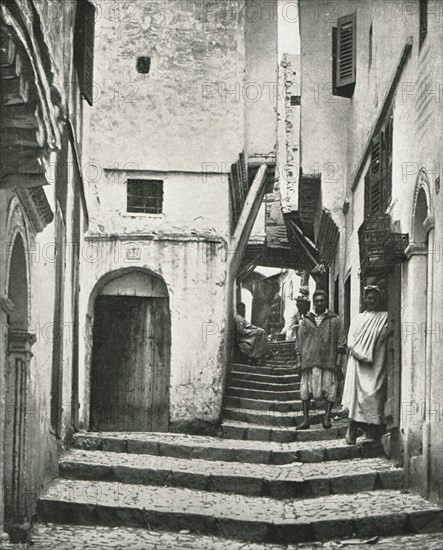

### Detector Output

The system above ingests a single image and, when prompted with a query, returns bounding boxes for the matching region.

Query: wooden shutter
[74,0,95,106]
[364,170,371,218]
[369,134,382,216]
[381,112,393,210]
[333,13,356,98]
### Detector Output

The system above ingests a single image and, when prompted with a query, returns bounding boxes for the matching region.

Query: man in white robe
[342,286,388,444]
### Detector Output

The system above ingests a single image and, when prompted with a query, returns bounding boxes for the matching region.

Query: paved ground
[30,523,443,549]
[29,343,443,547]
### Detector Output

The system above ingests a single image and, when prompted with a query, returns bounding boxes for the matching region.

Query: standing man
[281,294,311,340]
[295,290,346,429]
[342,286,388,444]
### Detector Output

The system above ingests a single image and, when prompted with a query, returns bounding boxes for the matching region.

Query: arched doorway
[4,233,34,531]
[404,172,434,492]
[89,270,171,432]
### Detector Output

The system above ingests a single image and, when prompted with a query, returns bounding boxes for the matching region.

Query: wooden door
[385,265,402,429]
[90,296,170,432]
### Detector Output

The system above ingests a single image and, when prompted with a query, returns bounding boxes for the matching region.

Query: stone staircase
[31,341,443,548]
[222,340,322,441]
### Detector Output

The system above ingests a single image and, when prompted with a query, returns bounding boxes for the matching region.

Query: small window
[290,95,301,106]
[419,0,428,48]
[74,0,96,106]
[332,12,357,98]
[127,179,163,214]
[136,56,151,74]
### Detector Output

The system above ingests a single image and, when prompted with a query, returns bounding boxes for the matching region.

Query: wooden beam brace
[230,164,268,277]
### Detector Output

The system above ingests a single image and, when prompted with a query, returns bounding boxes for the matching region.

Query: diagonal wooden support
[229,164,268,277]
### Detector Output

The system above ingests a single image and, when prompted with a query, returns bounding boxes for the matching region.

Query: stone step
[29,524,443,550]
[37,482,443,544]
[270,340,296,348]
[223,406,324,427]
[224,396,302,412]
[229,377,301,392]
[72,432,382,465]
[221,420,348,443]
[227,386,301,401]
[232,363,299,376]
[231,370,300,384]
[59,450,403,499]
[266,356,296,362]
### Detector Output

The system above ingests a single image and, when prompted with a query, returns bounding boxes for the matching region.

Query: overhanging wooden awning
[283,212,320,272]
[316,209,340,267]
[298,172,321,242]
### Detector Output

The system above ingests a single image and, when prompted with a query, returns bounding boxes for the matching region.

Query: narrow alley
[1,0,442,548]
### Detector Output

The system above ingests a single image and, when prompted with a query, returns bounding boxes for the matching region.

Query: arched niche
[7,234,28,330]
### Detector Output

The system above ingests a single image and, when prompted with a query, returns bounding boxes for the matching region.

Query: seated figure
[234,302,273,365]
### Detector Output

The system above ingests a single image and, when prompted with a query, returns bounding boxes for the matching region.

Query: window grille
[127,180,163,214]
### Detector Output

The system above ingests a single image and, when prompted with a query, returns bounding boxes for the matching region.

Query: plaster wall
[78,235,229,429]
[87,170,230,238]
[90,0,246,172]
[298,0,351,219]
[245,0,279,158]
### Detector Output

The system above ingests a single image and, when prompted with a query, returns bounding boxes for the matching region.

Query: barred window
[127,179,163,214]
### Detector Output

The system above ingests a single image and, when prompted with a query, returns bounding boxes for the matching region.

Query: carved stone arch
[4,198,32,325]
[87,267,170,315]
[411,169,434,244]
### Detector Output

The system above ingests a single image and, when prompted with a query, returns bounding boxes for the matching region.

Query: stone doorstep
[229,378,301,391]
[28,524,443,550]
[224,396,303,412]
[221,421,348,443]
[37,483,443,544]
[227,387,301,401]
[231,371,301,384]
[59,451,403,499]
[72,432,383,465]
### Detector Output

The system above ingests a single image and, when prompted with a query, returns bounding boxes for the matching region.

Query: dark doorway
[344,275,351,336]
[5,234,32,532]
[90,295,170,432]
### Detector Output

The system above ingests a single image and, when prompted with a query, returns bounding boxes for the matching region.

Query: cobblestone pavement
[61,450,399,482]
[30,523,443,549]
[39,480,442,529]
